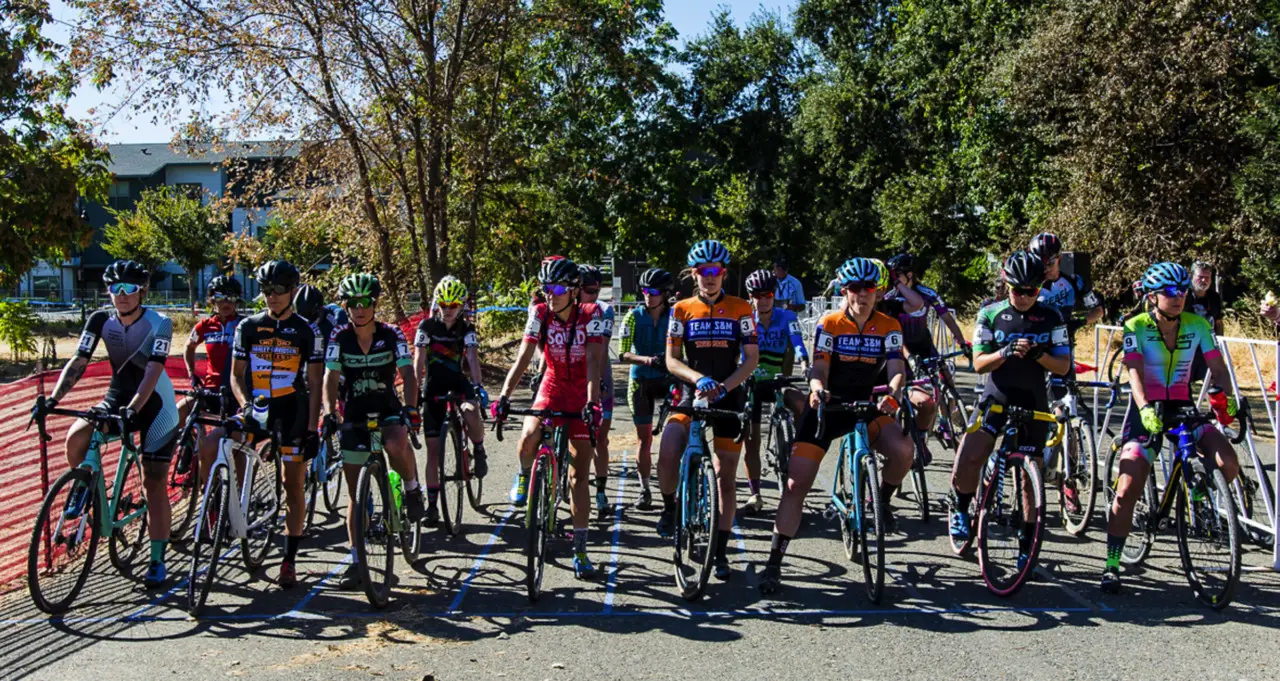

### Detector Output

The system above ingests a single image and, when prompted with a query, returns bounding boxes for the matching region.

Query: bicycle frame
[829,422,873,528]
[202,436,263,539]
[678,419,713,530]
[81,426,146,537]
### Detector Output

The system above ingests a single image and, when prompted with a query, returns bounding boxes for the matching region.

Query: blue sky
[53,0,797,144]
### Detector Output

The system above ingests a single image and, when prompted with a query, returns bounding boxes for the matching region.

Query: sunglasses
[1011,286,1040,297]
[581,287,601,295]
[261,284,292,296]
[843,282,878,294]
[543,284,570,296]
[695,266,725,277]
[751,291,775,299]
[210,294,238,303]
[344,296,377,310]
[438,302,463,310]
[1157,286,1188,298]
[641,287,664,297]
[108,282,142,296]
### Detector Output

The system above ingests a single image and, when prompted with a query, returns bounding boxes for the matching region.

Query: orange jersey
[814,309,903,400]
[667,293,757,383]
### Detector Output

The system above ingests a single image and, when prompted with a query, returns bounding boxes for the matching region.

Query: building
[12,140,299,303]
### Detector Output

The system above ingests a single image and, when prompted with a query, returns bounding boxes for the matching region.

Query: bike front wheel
[28,468,100,614]
[1103,443,1156,566]
[354,460,395,609]
[321,434,343,513]
[242,446,282,572]
[673,454,719,602]
[1061,410,1098,536]
[525,454,553,602]
[857,453,886,603]
[835,445,856,560]
[168,425,201,542]
[107,452,149,580]
[1176,469,1241,610]
[768,411,794,490]
[187,464,230,617]
[439,421,466,535]
[977,454,1045,597]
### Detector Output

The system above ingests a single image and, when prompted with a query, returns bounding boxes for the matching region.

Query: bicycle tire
[525,454,552,602]
[769,410,794,490]
[465,424,485,510]
[674,453,719,602]
[857,453,886,604]
[399,505,422,565]
[28,468,100,614]
[168,425,200,542]
[899,405,930,522]
[1061,410,1099,536]
[187,465,230,617]
[303,460,320,534]
[242,445,281,572]
[1175,469,1241,610]
[1230,441,1268,546]
[321,435,343,513]
[440,421,465,536]
[107,452,149,580]
[940,383,971,451]
[977,454,1045,597]
[835,443,857,561]
[1102,442,1156,566]
[948,481,979,556]
[354,459,395,609]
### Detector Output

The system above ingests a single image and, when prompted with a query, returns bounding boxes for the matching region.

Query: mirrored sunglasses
[543,284,570,296]
[345,296,377,310]
[108,282,142,296]
[695,266,725,277]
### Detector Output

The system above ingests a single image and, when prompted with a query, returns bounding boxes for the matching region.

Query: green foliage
[105,186,227,302]
[475,277,539,338]
[0,300,39,361]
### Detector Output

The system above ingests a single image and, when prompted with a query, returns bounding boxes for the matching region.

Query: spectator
[1188,261,1224,336]
[772,255,806,312]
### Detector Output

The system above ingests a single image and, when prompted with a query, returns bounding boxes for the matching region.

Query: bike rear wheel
[977,454,1045,597]
[1176,469,1241,609]
[1103,443,1156,566]
[28,468,100,614]
[107,453,149,580]
[857,453,886,603]
[1061,410,1098,536]
[321,435,343,513]
[525,454,553,602]
[242,446,281,571]
[168,425,200,542]
[938,383,971,451]
[768,410,794,490]
[674,454,719,602]
[439,421,466,535]
[899,409,929,522]
[187,465,230,617]
[354,460,395,609]
[303,456,321,534]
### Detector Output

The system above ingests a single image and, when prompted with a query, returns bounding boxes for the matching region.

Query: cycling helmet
[1002,250,1046,287]
[338,272,382,299]
[255,260,300,289]
[835,258,881,287]
[638,268,673,292]
[539,257,580,285]
[1141,262,1191,293]
[686,239,731,267]
[293,284,325,320]
[102,260,150,286]
[579,265,605,288]
[1028,233,1062,261]
[869,258,891,291]
[745,269,778,294]
[434,276,468,305]
[887,253,916,274]
[207,275,242,299]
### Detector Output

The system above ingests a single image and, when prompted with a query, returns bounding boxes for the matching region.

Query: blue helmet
[835,258,880,287]
[1141,262,1191,293]
[687,240,731,267]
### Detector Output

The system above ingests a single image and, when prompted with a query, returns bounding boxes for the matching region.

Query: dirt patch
[275,619,457,669]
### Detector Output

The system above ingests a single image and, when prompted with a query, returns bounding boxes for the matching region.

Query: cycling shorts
[665,386,747,453]
[791,406,894,462]
[628,377,671,426]
[1120,399,1213,460]
[340,414,408,466]
[970,398,1050,456]
[533,387,591,442]
[422,370,476,437]
[231,397,311,463]
[96,392,179,464]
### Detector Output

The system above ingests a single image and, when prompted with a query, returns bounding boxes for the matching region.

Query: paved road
[4,374,1280,681]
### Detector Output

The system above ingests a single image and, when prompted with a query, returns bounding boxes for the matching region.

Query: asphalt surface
[4,371,1280,681]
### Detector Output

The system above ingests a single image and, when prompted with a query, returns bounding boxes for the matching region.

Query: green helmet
[338,273,382,300]
[434,276,467,306]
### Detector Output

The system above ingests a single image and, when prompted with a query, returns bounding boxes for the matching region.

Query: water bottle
[1177,426,1207,501]
[388,469,404,511]
[251,396,270,432]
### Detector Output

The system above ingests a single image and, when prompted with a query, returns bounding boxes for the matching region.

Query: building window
[108,180,134,211]
[32,275,62,300]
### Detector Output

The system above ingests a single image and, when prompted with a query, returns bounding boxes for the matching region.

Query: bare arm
[885,357,906,403]
[414,346,428,390]
[586,344,602,405]
[1037,352,1071,376]
[466,345,483,387]
[1086,306,1104,325]
[896,283,925,313]
[398,365,418,410]
[724,343,759,393]
[941,311,967,348]
[49,356,89,402]
[184,335,200,382]
[665,342,699,385]
[500,341,539,399]
[1127,362,1149,410]
[306,362,323,432]
[323,367,341,416]
[231,358,251,411]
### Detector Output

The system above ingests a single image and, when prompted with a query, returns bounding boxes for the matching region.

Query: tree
[105,186,228,308]
[0,0,110,287]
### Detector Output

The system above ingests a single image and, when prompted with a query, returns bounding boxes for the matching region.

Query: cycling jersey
[1039,273,1100,338]
[189,314,244,389]
[1122,312,1220,402]
[326,322,412,420]
[523,302,604,408]
[414,316,478,377]
[619,306,669,381]
[880,285,949,354]
[973,300,1069,405]
[233,311,323,402]
[813,309,903,401]
[755,307,808,379]
[667,293,758,384]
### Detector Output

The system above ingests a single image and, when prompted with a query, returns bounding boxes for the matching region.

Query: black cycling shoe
[472,450,488,479]
[423,505,440,528]
[656,508,674,538]
[404,488,426,523]
[713,555,731,582]
[637,487,653,511]
[337,564,362,591]
[1100,568,1122,595]
[759,565,782,595]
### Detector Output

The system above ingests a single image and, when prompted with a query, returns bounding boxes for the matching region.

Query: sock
[881,482,899,501]
[1106,533,1126,570]
[349,546,359,562]
[662,492,676,513]
[714,529,731,560]
[572,528,588,553]
[1019,521,1036,554]
[150,539,167,565]
[285,534,302,563]
[767,531,791,568]
[427,486,440,506]
[641,475,651,491]
[954,490,974,512]
[404,478,420,492]
[595,476,608,494]
[748,478,761,495]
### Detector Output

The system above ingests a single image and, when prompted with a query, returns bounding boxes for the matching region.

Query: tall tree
[106,186,228,308]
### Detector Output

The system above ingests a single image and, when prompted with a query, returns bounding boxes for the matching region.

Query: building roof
[107,140,301,178]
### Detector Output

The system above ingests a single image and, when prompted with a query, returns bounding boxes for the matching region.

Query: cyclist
[657,239,759,582]
[494,256,605,579]
[31,260,180,588]
[948,251,1070,563]
[294,284,336,346]
[323,273,425,589]
[178,275,245,440]
[414,275,489,526]
[1030,232,1104,332]
[741,269,809,515]
[202,260,323,588]
[618,268,675,510]
[759,257,912,594]
[577,265,617,517]
[1101,262,1239,594]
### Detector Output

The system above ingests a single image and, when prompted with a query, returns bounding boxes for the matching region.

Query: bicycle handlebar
[969,403,1067,448]
[666,403,751,444]
[491,408,598,447]
[1048,376,1121,411]
[28,406,129,444]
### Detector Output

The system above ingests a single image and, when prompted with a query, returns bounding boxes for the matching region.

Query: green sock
[150,539,168,565]
[1105,533,1125,570]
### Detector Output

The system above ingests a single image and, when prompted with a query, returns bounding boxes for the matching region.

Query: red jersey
[190,314,244,389]
[523,302,604,410]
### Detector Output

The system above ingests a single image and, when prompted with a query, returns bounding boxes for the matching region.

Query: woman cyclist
[618,268,676,510]
[657,240,759,581]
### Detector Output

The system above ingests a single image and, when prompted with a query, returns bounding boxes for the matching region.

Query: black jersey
[232,311,323,404]
[973,300,1069,406]
[326,322,413,419]
[414,316,478,376]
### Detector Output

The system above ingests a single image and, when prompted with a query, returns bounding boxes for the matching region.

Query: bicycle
[749,375,807,491]
[27,407,150,614]
[912,350,971,452]
[1102,402,1242,608]
[171,386,234,541]
[186,414,285,616]
[893,375,937,523]
[347,411,425,609]
[304,414,343,533]
[493,407,596,602]
[654,398,748,601]
[1046,375,1118,535]
[951,402,1064,597]
[424,391,486,536]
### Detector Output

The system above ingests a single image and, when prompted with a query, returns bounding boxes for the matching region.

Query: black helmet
[745,269,778,294]
[1002,250,1046,287]
[578,264,604,288]
[1028,233,1062,261]
[255,260,300,289]
[103,260,149,286]
[293,284,326,321]
[207,275,242,299]
[887,253,916,274]
[539,257,579,285]
[638,268,673,291]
